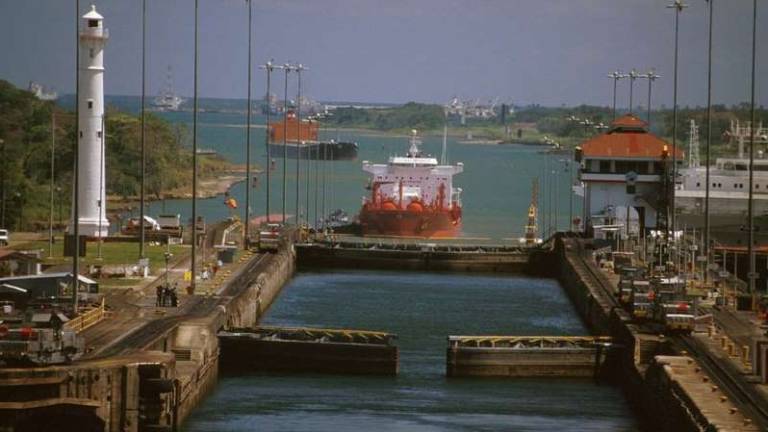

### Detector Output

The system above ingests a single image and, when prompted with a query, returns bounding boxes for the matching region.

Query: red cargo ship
[359,130,464,238]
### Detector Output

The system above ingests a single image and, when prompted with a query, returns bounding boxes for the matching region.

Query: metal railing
[64,298,107,333]
[448,335,612,349]
[227,326,397,346]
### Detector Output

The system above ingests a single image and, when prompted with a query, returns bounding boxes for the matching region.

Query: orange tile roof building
[578,114,682,237]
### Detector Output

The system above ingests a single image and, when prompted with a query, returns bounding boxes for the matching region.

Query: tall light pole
[73,0,81,314]
[644,69,661,127]
[608,70,627,120]
[294,64,306,226]
[49,113,55,257]
[321,142,327,229]
[747,0,758,294]
[667,0,687,235]
[628,69,640,114]
[139,0,147,259]
[259,60,281,224]
[281,64,293,224]
[564,159,573,232]
[244,0,253,248]
[191,0,199,292]
[704,0,714,283]
[97,113,105,259]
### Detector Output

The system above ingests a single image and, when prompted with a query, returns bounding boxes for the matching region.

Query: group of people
[200,259,223,281]
[156,283,179,307]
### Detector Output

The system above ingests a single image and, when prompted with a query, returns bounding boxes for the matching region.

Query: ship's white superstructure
[362,131,463,207]
[676,120,768,222]
[71,5,109,237]
[152,66,184,111]
[676,158,768,216]
[359,130,464,237]
[28,81,58,101]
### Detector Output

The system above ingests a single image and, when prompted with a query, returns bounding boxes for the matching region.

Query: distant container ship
[359,130,463,238]
[268,109,358,160]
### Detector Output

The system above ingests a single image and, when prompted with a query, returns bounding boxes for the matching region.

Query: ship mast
[440,122,448,165]
[688,119,700,168]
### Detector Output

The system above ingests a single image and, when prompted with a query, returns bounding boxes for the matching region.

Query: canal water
[101,96,578,241]
[184,270,638,431]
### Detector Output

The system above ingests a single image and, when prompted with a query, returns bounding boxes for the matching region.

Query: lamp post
[139,0,147,260]
[643,69,661,127]
[667,0,687,236]
[49,113,55,257]
[562,159,573,232]
[628,69,640,114]
[15,193,22,232]
[607,70,627,120]
[164,251,173,289]
[0,137,4,229]
[281,63,294,224]
[244,0,253,248]
[56,186,63,230]
[73,0,81,314]
[191,0,199,292]
[704,0,714,283]
[97,113,105,259]
[259,60,282,224]
[747,0,758,294]
[294,64,306,226]
[322,142,327,229]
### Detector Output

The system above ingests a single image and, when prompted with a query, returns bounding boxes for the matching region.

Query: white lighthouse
[73,5,109,237]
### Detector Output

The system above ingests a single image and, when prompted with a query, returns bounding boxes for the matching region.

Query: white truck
[0,229,8,246]
[157,214,183,238]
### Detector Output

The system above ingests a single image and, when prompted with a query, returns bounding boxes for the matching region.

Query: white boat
[676,157,768,217]
[676,120,768,239]
[152,66,184,111]
[28,81,58,101]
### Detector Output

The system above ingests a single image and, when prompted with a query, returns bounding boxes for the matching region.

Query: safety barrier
[64,298,108,333]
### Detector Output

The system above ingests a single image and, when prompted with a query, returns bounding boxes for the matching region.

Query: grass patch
[13,235,188,270]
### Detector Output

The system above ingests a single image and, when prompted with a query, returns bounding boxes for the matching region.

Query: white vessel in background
[28,81,58,101]
[676,120,768,237]
[152,66,184,111]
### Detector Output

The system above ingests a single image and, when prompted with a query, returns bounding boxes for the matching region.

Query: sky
[0,0,766,107]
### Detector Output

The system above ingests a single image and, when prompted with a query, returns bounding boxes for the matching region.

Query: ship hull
[359,209,460,238]
[269,141,358,160]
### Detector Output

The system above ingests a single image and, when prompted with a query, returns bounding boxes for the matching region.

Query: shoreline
[107,168,250,215]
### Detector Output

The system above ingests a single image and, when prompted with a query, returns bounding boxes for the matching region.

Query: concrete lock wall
[0,352,175,432]
[224,249,296,330]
